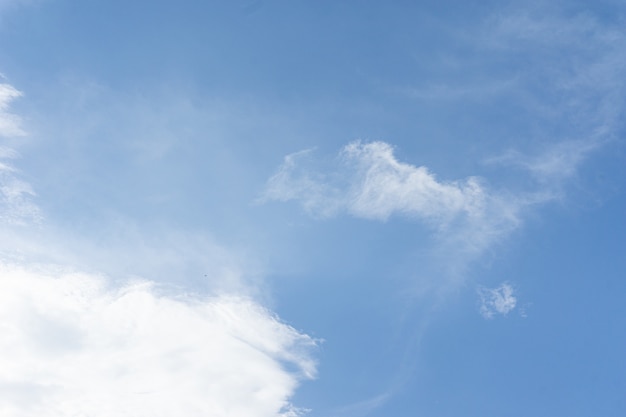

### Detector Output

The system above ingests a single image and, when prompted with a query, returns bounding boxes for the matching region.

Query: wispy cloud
[0,171,40,226]
[483,8,626,182]
[478,282,517,319]
[262,141,524,266]
[0,82,25,138]
[485,139,603,186]
[490,8,626,142]
[0,261,316,417]
[0,82,41,226]
[264,141,490,225]
[261,148,344,218]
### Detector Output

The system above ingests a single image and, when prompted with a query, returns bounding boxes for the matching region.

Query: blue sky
[0,0,625,416]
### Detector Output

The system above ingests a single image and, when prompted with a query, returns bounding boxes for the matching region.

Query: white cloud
[478,283,517,319]
[265,141,488,224]
[263,141,523,261]
[340,141,486,224]
[0,261,317,417]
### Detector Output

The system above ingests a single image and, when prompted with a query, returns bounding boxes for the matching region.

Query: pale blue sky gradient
[0,1,624,416]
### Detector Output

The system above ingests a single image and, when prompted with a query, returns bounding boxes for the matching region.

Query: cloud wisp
[0,83,25,138]
[262,141,524,266]
[478,282,517,319]
[485,139,603,186]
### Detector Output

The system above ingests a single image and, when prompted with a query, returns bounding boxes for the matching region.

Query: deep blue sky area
[0,1,624,416]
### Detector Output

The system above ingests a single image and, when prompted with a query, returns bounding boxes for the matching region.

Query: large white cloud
[0,78,317,417]
[0,261,317,417]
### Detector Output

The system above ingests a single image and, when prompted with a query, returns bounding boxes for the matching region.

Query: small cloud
[478,282,517,319]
